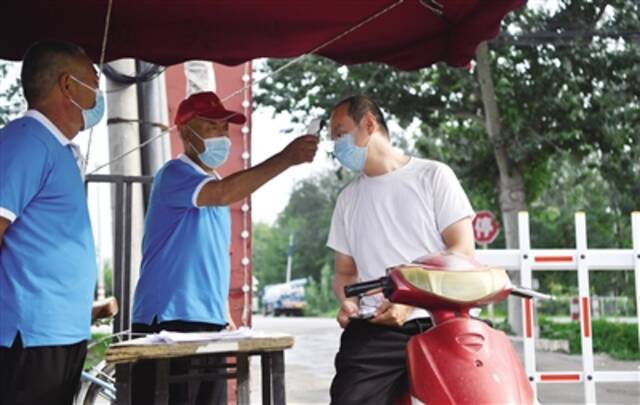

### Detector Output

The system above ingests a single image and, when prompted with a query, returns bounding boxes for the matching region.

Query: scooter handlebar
[510,286,555,301]
[344,277,389,298]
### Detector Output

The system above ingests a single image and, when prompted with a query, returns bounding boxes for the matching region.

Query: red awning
[0,0,525,70]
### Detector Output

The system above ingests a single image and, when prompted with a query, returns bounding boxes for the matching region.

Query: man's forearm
[198,153,290,206]
[0,217,10,249]
[333,272,359,303]
[448,243,475,258]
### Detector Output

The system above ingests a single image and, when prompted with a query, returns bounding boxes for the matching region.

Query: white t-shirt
[327,157,475,319]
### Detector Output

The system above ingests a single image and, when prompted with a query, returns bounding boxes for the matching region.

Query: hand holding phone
[349,305,376,320]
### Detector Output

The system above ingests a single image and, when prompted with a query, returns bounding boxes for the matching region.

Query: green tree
[305,264,340,317]
[252,222,288,287]
[273,171,348,282]
[256,1,639,250]
[0,61,24,125]
[255,0,639,328]
[252,170,349,289]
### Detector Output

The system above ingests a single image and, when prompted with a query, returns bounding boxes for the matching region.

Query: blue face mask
[334,133,367,171]
[69,75,105,130]
[187,126,231,169]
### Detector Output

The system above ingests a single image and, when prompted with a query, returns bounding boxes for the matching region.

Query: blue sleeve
[154,162,212,209]
[0,127,50,221]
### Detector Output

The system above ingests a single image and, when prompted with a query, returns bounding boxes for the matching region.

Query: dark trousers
[0,333,87,405]
[330,318,432,405]
[132,320,227,405]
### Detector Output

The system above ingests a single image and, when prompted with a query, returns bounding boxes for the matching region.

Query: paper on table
[121,327,255,346]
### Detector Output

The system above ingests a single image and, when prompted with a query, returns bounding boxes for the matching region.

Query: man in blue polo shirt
[131,91,318,404]
[0,41,104,404]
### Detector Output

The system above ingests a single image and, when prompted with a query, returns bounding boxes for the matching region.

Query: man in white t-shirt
[326,95,475,404]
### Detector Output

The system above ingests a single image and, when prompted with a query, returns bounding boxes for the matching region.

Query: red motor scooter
[345,252,551,405]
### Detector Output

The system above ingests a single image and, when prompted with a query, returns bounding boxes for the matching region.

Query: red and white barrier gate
[476,211,640,404]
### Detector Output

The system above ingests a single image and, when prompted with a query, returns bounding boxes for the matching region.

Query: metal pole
[631,212,640,356]
[106,59,145,318]
[575,212,596,402]
[136,60,171,205]
[518,211,537,399]
[285,234,294,283]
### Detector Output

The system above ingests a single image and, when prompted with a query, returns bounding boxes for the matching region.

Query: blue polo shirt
[132,154,231,326]
[0,110,96,348]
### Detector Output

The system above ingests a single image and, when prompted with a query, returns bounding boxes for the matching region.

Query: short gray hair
[21,40,86,105]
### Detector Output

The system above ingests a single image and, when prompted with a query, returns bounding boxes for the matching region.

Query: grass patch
[539,318,639,360]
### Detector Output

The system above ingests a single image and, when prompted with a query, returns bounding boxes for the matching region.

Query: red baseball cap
[174,91,246,126]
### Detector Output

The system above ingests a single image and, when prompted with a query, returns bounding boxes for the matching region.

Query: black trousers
[0,333,87,405]
[131,320,227,405]
[330,318,432,405]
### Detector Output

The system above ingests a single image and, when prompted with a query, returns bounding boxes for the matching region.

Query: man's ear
[364,111,377,135]
[58,72,73,98]
[178,126,189,142]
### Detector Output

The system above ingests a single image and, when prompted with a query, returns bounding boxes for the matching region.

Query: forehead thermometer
[306,117,324,137]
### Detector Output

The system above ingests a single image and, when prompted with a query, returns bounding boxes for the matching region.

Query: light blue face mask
[187,126,231,169]
[334,133,367,171]
[69,75,105,130]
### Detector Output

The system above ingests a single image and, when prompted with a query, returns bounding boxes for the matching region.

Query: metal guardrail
[476,212,640,403]
[85,174,153,338]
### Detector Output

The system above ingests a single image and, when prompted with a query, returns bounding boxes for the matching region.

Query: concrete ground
[249,315,639,405]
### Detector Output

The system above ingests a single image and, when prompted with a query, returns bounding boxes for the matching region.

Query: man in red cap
[131,91,318,404]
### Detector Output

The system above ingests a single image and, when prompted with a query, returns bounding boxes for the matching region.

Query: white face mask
[68,75,105,130]
[187,125,231,169]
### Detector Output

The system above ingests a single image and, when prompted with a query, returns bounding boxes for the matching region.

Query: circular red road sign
[472,210,500,245]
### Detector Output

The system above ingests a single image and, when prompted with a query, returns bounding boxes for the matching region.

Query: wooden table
[105,332,294,405]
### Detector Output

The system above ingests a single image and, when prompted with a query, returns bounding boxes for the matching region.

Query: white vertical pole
[575,212,596,403]
[285,233,294,283]
[518,211,537,397]
[631,212,640,351]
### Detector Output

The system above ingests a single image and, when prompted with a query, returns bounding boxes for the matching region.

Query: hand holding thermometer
[306,117,324,137]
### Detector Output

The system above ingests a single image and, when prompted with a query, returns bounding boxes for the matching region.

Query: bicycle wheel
[75,361,116,405]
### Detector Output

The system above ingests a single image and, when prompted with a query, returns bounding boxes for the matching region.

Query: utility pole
[136,60,171,205]
[285,233,294,283]
[105,58,145,299]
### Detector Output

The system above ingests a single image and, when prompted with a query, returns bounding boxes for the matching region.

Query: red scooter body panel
[406,318,533,405]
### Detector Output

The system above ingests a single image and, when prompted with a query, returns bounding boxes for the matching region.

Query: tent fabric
[0,0,525,70]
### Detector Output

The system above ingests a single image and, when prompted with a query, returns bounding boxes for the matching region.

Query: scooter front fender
[407,318,534,405]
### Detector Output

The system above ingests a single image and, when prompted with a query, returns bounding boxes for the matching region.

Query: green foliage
[253,170,349,293]
[254,0,639,306]
[252,223,289,287]
[275,171,349,282]
[0,61,25,125]
[539,318,640,360]
[102,261,113,298]
[85,332,110,370]
[305,264,340,317]
[494,320,515,335]
[255,0,639,225]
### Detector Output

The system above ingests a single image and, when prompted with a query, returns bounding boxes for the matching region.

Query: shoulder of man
[1,117,52,160]
[410,157,458,178]
[158,158,203,180]
[335,173,365,202]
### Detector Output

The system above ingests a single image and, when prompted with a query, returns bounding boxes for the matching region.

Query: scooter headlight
[397,267,510,302]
